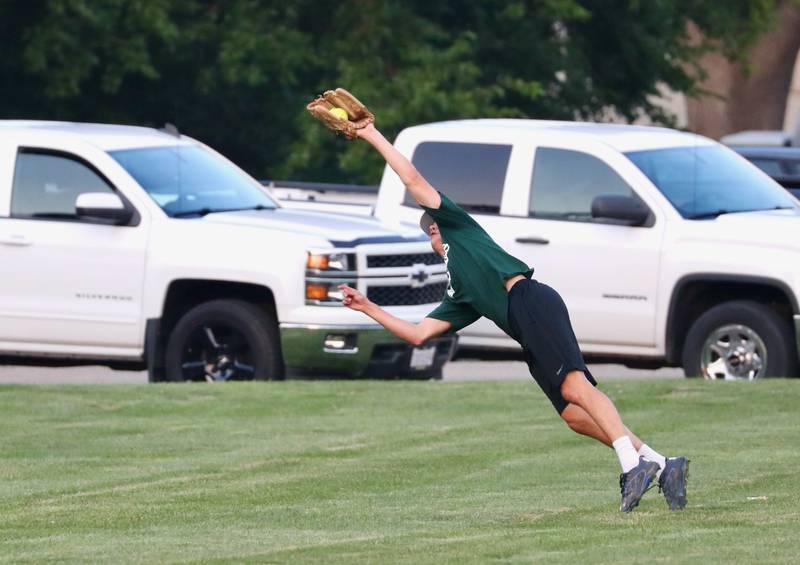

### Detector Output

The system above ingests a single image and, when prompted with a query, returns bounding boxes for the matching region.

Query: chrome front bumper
[279,323,457,377]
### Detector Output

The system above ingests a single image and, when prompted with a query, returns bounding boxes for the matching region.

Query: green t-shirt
[423,193,533,336]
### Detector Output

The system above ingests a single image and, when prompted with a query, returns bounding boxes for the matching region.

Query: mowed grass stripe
[0,380,798,563]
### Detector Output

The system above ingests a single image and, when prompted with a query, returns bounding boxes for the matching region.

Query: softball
[329,107,349,121]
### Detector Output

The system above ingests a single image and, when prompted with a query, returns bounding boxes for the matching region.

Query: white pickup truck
[367,119,800,380]
[0,121,455,381]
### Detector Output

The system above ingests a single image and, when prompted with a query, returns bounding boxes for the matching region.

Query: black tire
[164,299,284,382]
[681,300,796,379]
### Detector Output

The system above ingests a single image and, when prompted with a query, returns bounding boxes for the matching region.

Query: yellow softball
[329,107,349,121]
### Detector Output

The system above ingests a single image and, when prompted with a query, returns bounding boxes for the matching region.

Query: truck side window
[529,147,633,221]
[11,150,115,220]
[405,142,511,213]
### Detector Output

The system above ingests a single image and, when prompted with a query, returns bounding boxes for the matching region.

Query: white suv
[374,119,800,379]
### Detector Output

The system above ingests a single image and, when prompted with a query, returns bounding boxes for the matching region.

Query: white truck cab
[374,119,800,379]
[0,121,456,381]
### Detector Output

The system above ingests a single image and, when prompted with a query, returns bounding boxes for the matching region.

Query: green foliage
[22,0,179,97]
[0,0,782,183]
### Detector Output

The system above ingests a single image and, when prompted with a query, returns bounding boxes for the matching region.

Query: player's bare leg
[560,403,643,449]
[559,371,688,511]
[560,371,659,511]
[560,371,628,442]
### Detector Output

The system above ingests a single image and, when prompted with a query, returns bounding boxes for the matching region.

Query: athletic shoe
[619,457,660,513]
[659,456,690,510]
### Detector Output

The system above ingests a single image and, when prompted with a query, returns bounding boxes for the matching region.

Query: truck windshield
[110,145,277,217]
[625,145,797,219]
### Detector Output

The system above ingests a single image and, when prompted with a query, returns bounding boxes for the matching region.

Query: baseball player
[307,89,689,512]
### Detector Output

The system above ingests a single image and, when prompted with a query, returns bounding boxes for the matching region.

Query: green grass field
[1,379,798,563]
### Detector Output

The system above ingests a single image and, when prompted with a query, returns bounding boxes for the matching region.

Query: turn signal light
[306,283,329,300]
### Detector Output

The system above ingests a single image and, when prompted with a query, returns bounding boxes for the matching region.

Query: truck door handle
[0,234,32,246]
[515,236,549,245]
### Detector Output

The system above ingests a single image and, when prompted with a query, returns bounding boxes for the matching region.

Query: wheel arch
[664,274,798,364]
[146,279,278,381]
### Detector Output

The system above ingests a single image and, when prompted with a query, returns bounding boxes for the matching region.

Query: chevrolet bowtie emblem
[409,264,429,288]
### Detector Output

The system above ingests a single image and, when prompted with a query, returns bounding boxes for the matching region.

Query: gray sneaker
[659,456,689,510]
[619,457,660,512]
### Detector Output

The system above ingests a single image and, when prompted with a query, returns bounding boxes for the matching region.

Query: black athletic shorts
[507,278,597,414]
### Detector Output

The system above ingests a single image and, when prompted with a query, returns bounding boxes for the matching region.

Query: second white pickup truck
[370,119,800,380]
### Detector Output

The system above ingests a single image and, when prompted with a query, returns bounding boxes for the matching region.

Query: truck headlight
[306,251,356,305]
[307,252,355,272]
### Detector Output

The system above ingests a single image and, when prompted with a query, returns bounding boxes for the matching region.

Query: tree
[0,0,783,183]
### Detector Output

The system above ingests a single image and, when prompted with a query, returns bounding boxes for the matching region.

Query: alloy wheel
[180,324,255,382]
[700,323,767,380]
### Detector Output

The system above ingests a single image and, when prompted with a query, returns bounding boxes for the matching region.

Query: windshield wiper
[172,207,214,217]
[172,204,273,218]
[686,209,730,220]
[687,206,795,220]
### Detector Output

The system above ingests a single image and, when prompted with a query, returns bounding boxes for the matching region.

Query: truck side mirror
[591,194,650,226]
[75,192,133,224]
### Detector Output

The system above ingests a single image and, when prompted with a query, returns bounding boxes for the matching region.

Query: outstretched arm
[357,123,441,209]
[339,285,451,345]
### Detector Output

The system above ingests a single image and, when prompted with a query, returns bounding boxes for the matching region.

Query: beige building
[681,2,800,141]
[621,5,800,142]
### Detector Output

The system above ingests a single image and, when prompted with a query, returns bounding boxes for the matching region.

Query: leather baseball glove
[306,88,374,140]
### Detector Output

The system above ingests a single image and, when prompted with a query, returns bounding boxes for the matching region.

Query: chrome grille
[367,282,446,306]
[367,252,443,268]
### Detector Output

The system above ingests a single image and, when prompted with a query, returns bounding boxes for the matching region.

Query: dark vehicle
[733,147,800,198]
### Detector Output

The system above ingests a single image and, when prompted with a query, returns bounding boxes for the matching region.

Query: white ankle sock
[639,444,666,478]
[638,444,666,469]
[612,436,639,473]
